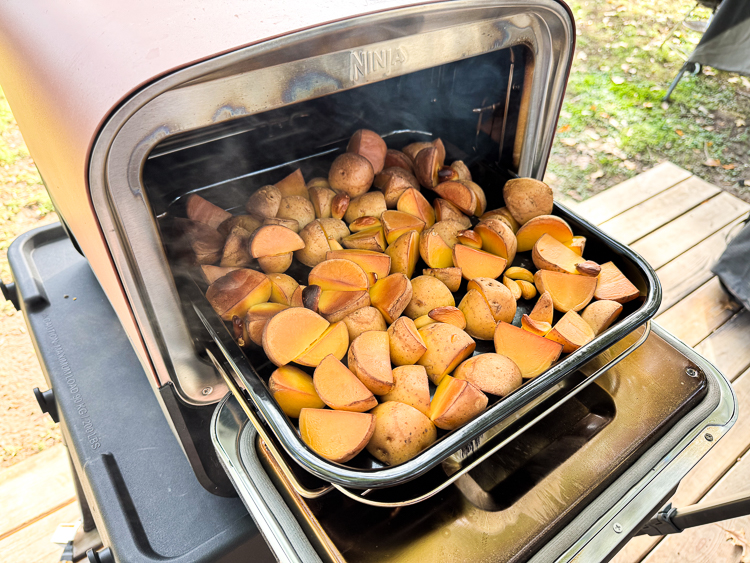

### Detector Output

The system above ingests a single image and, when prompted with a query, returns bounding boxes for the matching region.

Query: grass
[546,0,750,202]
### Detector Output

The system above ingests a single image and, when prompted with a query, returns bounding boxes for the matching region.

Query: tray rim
[194,200,662,489]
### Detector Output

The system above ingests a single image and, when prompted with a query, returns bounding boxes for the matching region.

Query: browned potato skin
[329,153,374,198]
[366,402,437,466]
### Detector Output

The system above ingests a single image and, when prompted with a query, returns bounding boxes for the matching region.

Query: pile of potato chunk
[183,129,641,467]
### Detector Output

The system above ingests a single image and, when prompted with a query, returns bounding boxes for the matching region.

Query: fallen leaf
[612,76,625,85]
[723,164,736,170]
[705,158,721,167]
[737,119,747,127]
[590,169,605,180]
[675,129,684,136]
[561,138,577,147]
[558,124,571,133]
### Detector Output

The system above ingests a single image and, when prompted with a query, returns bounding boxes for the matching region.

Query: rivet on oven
[613,523,623,533]
[705,433,714,442]
[685,367,699,378]
[202,386,213,396]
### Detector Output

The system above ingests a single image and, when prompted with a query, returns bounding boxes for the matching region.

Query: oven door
[211,323,736,563]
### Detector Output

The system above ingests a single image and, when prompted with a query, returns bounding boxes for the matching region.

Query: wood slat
[612,367,750,563]
[574,162,692,225]
[643,437,750,562]
[656,217,748,313]
[631,193,750,269]
[0,445,76,540]
[598,176,720,245]
[0,501,78,563]
[654,277,741,347]
[695,310,750,382]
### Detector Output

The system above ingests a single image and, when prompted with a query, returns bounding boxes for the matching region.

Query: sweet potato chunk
[299,409,375,463]
[294,321,350,367]
[494,322,563,378]
[534,270,597,313]
[529,291,554,324]
[262,307,329,366]
[250,225,305,258]
[268,366,325,418]
[532,234,598,275]
[452,244,507,280]
[516,215,574,252]
[546,311,596,354]
[313,355,377,412]
[385,230,420,278]
[474,219,517,264]
[317,290,370,323]
[429,375,487,430]
[206,269,272,321]
[326,249,391,281]
[369,274,413,324]
[308,259,369,291]
[594,262,640,303]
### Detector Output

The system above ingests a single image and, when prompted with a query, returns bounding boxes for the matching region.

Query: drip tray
[214,326,732,563]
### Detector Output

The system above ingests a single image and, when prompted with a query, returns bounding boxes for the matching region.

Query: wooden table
[1,162,749,562]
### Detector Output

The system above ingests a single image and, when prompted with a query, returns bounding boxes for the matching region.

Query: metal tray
[164,131,662,490]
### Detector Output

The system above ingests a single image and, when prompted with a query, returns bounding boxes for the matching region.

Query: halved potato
[467,277,517,323]
[276,195,315,230]
[534,270,597,313]
[503,177,554,225]
[267,273,300,306]
[417,323,476,384]
[475,218,517,264]
[428,306,466,330]
[521,314,553,337]
[344,191,387,224]
[366,402,436,465]
[299,409,375,463]
[308,185,336,219]
[328,153,374,198]
[382,210,426,244]
[201,265,239,285]
[342,226,386,253]
[309,259,369,291]
[458,289,498,340]
[317,290,370,323]
[567,236,587,256]
[387,316,427,366]
[429,375,487,430]
[381,365,431,416]
[251,225,306,259]
[268,366,325,418]
[422,267,462,292]
[178,218,225,264]
[374,167,420,208]
[342,307,387,341]
[453,353,522,397]
[385,230,420,278]
[220,226,254,268]
[397,187,436,227]
[431,180,477,216]
[326,249,391,282]
[494,321,563,378]
[369,274,413,324]
[348,330,394,395]
[433,198,472,229]
[481,207,520,233]
[313,354,377,412]
[404,275,455,319]
[246,186,283,219]
[347,129,387,174]
[244,302,289,346]
[419,220,464,268]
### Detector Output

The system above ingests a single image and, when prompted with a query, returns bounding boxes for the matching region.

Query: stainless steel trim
[88,0,574,405]
[553,324,738,562]
[210,394,324,563]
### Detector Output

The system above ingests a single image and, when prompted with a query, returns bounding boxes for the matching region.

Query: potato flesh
[299,409,375,463]
[313,355,377,412]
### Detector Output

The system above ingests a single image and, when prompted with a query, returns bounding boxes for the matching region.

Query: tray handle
[331,321,652,508]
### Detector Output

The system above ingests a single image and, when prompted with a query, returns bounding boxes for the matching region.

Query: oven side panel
[0,0,427,389]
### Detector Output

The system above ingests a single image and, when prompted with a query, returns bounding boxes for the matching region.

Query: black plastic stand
[5,223,274,563]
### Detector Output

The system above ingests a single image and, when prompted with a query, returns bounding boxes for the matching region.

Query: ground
[0,0,748,469]
[546,0,750,204]
[0,87,61,469]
